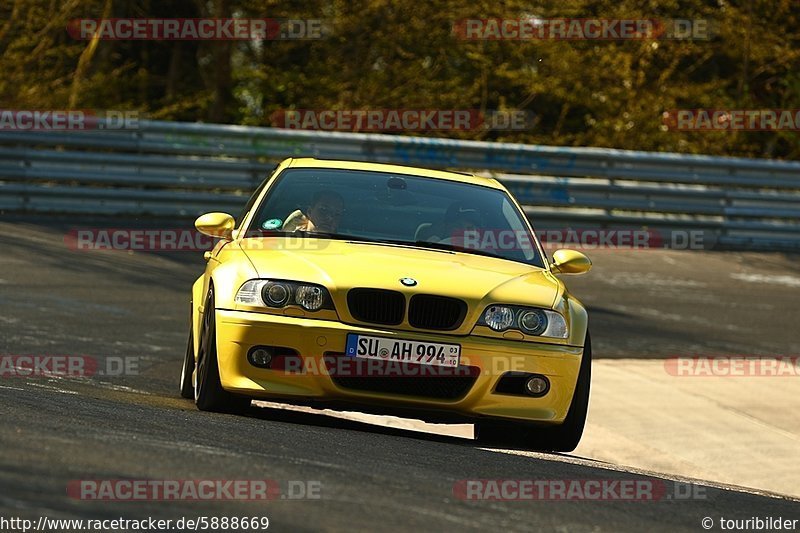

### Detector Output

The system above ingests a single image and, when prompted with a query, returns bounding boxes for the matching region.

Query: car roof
[285,158,504,190]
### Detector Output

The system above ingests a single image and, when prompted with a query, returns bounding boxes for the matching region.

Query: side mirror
[551,249,592,275]
[195,212,235,240]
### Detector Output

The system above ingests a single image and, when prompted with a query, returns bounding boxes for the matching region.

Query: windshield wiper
[347,238,455,253]
[253,230,369,242]
[412,240,509,260]
[334,235,510,260]
[293,230,353,240]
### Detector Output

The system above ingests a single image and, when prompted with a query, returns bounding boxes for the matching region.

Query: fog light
[248,347,273,368]
[524,375,549,396]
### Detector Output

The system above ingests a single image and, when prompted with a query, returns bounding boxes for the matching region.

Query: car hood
[239,238,561,315]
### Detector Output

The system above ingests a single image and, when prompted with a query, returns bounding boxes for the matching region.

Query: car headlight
[478,305,568,339]
[235,279,334,311]
[519,309,547,335]
[539,310,568,338]
[483,305,515,331]
[263,282,291,307]
[234,280,262,305]
[295,285,325,311]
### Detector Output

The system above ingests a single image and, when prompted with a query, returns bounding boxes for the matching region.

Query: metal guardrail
[1,119,799,249]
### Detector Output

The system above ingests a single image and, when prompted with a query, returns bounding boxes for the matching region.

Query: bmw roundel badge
[400,277,417,287]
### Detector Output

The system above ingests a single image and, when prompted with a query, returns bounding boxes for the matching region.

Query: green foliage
[0,0,797,158]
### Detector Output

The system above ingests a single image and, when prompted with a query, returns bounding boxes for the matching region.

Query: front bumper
[215,309,584,424]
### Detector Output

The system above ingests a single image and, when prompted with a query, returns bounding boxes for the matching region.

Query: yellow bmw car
[179,158,592,451]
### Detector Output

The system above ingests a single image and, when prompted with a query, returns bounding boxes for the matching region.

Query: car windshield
[247,168,544,267]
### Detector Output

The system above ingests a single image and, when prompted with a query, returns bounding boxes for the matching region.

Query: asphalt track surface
[1,217,798,532]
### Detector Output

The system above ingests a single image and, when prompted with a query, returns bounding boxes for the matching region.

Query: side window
[236,170,274,229]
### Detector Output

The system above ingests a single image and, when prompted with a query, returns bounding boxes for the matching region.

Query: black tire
[179,326,195,399]
[476,333,592,452]
[194,286,250,414]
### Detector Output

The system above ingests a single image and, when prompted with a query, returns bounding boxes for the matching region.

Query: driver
[283,190,345,233]
[417,202,481,243]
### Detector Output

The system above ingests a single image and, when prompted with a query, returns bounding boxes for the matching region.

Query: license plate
[345,334,461,368]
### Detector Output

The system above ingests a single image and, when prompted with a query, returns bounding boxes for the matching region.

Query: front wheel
[476,333,592,452]
[194,287,251,414]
